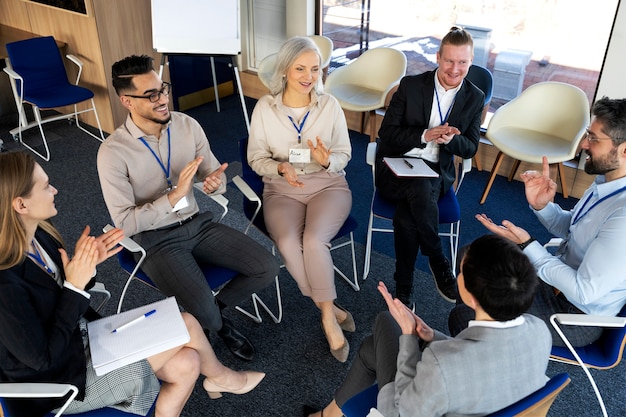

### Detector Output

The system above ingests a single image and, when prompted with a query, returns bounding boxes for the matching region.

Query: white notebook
[88,297,190,376]
[383,157,439,178]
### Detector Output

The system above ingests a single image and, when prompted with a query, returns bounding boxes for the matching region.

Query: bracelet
[518,237,536,251]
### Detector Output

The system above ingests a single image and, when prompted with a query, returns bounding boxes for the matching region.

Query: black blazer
[376,70,484,194]
[0,229,91,417]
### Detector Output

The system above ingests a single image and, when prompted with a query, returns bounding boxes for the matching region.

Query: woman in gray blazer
[306,235,552,417]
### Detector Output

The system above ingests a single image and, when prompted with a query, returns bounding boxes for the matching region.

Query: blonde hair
[0,152,63,270]
[269,36,324,96]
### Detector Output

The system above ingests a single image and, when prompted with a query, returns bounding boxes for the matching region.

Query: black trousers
[377,164,444,291]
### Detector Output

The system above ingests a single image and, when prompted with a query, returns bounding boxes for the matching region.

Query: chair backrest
[551,304,626,369]
[257,53,277,90]
[327,47,407,93]
[309,35,334,68]
[486,81,590,162]
[6,36,69,92]
[487,373,570,417]
[466,64,494,107]
[340,374,569,417]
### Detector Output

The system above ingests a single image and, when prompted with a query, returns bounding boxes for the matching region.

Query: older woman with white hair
[247,36,354,362]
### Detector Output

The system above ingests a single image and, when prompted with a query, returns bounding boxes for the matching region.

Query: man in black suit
[376,27,484,306]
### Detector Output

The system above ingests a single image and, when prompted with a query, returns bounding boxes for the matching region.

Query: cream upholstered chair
[325,47,407,142]
[257,53,277,90]
[309,35,333,69]
[479,81,590,204]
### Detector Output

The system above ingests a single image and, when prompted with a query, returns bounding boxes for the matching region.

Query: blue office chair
[104,190,281,324]
[340,373,570,417]
[549,305,626,417]
[465,64,494,171]
[3,36,105,161]
[362,141,472,281]
[233,138,360,292]
[0,383,156,417]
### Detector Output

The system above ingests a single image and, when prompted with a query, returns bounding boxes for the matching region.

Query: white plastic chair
[309,35,334,69]
[479,81,590,204]
[325,47,407,142]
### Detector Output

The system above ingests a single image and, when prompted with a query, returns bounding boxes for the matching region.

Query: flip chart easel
[151,0,249,132]
[157,54,250,132]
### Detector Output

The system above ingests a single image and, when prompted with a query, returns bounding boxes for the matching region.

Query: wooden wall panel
[92,0,159,130]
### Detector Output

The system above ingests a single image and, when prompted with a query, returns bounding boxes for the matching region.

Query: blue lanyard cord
[27,240,53,275]
[139,127,172,188]
[288,111,310,144]
[434,87,455,125]
[572,184,626,225]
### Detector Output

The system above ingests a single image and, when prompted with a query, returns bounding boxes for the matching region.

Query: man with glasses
[97,55,279,361]
[450,97,626,347]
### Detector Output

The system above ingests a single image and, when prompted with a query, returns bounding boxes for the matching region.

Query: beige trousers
[263,171,352,301]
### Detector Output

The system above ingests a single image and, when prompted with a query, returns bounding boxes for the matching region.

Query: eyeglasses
[124,82,171,103]
[582,130,615,145]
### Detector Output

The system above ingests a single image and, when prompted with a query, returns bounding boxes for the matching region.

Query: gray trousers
[133,212,279,332]
[334,311,400,407]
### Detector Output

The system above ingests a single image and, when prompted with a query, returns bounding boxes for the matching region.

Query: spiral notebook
[87,297,190,376]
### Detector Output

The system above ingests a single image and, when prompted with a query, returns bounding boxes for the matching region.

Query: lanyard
[288,111,310,144]
[139,127,172,188]
[572,184,626,225]
[434,87,454,125]
[27,240,53,275]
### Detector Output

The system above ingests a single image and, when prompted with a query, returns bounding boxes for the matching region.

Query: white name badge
[289,148,310,164]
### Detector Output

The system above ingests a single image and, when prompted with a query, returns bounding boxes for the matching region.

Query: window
[322,0,620,112]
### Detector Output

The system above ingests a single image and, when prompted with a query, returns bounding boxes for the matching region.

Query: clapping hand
[307,136,331,168]
[60,226,123,290]
[475,213,531,245]
[378,282,434,341]
[203,162,228,194]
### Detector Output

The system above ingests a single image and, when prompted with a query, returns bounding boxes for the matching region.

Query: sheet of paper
[383,157,439,178]
[88,297,190,376]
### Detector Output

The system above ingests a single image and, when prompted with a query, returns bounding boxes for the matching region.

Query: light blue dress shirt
[525,175,626,316]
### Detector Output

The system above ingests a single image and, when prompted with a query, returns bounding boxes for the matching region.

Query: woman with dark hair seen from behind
[247,36,354,362]
[0,152,264,417]
[305,234,551,417]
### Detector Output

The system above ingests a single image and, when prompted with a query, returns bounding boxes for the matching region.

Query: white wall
[596,0,625,100]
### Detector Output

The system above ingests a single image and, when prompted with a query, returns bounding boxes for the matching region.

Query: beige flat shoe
[321,319,350,363]
[334,301,356,332]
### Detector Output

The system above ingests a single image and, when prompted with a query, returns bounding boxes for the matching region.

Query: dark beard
[147,114,171,125]
[584,147,620,175]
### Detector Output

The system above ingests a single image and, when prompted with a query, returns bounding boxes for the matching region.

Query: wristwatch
[518,237,536,251]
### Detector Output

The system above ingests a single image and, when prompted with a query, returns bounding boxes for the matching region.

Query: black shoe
[217,318,255,361]
[395,287,415,311]
[302,405,319,417]
[429,256,457,303]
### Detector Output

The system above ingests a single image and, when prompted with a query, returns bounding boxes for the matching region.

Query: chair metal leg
[550,315,609,417]
[479,151,505,204]
[363,208,376,280]
[235,276,283,323]
[331,232,360,291]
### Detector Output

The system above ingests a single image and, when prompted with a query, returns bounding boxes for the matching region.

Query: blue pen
[112,309,157,333]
